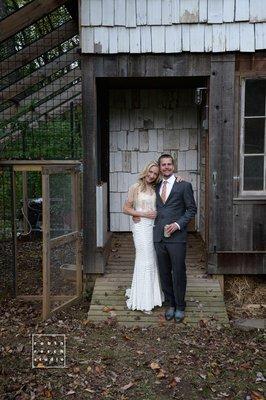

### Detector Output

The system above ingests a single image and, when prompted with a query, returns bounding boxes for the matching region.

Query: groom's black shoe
[165,307,175,321]
[174,310,185,323]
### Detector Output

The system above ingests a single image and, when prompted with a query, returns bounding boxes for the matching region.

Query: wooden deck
[87,233,229,327]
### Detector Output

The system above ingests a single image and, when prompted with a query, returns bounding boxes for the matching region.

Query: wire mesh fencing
[0,0,82,160]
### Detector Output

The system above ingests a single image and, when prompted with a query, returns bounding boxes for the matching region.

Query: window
[240,78,266,195]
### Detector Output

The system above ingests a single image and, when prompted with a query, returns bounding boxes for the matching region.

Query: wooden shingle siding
[126,0,136,27]
[199,0,207,23]
[81,24,265,54]
[162,0,172,25]
[115,0,126,25]
[212,25,226,52]
[82,0,266,26]
[225,23,240,51]
[255,23,266,50]
[190,25,204,52]
[235,0,250,22]
[250,0,266,23]
[147,0,162,25]
[180,0,199,23]
[240,24,255,52]
[165,25,181,52]
[90,0,102,26]
[109,88,200,232]
[207,0,223,24]
[81,0,266,53]
[223,0,235,23]
[136,0,147,25]
[102,0,114,26]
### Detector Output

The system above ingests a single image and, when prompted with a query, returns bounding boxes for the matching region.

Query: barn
[80,0,266,278]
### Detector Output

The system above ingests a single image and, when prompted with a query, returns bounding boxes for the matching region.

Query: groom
[154,154,197,322]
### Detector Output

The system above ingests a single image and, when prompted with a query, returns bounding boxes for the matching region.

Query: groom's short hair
[158,154,174,165]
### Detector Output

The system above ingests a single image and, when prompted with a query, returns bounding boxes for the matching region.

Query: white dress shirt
[159,174,180,230]
[159,174,176,201]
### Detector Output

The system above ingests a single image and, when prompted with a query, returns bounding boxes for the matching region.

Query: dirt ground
[0,296,265,400]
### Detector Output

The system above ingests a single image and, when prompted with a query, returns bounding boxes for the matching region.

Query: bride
[123,161,164,314]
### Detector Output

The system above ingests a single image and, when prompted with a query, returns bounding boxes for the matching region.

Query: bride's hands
[175,174,183,183]
[143,210,157,219]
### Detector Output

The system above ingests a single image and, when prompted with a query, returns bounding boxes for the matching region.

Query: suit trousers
[154,241,187,311]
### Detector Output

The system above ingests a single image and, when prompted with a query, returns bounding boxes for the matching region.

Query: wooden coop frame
[0,160,83,320]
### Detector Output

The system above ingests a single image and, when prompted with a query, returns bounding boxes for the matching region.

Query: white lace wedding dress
[125,185,164,312]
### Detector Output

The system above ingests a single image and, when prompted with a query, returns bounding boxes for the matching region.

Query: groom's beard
[161,172,174,179]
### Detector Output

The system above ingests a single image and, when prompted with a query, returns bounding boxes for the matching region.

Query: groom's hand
[132,216,141,224]
[166,223,179,235]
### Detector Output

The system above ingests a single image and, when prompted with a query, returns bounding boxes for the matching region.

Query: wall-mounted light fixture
[194,87,207,105]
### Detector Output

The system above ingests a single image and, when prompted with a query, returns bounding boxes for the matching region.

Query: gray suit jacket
[153,180,197,243]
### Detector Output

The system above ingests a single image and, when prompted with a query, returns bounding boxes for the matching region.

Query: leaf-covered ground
[0,298,265,400]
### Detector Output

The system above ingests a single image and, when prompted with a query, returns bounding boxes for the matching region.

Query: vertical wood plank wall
[209,54,235,252]
[82,57,98,273]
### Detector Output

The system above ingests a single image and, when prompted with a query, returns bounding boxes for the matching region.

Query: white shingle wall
[81,0,266,53]
[109,88,199,231]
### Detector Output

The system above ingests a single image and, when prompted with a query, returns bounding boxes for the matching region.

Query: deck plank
[87,233,229,326]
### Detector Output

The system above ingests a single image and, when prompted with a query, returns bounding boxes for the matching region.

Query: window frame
[240,77,266,196]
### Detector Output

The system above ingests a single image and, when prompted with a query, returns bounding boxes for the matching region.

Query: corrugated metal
[80,0,266,53]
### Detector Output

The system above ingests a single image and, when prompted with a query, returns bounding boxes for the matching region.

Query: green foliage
[2,106,82,160]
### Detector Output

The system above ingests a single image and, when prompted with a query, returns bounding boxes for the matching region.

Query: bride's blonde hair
[137,161,160,192]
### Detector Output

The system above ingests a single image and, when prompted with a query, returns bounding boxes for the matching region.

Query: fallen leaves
[150,362,160,370]
[102,306,115,313]
[150,361,167,380]
[255,372,266,382]
[249,391,265,400]
[0,296,265,400]
[198,373,207,380]
[169,376,181,388]
[120,381,135,392]
[123,334,133,341]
